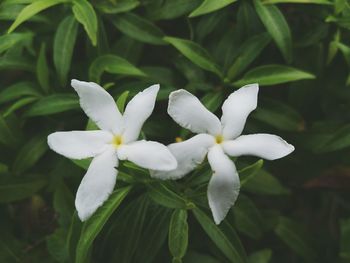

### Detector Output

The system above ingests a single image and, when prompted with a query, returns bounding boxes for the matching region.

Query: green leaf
[189,0,237,17]
[0,56,33,72]
[3,97,38,117]
[243,169,290,195]
[0,81,41,105]
[147,183,189,209]
[0,179,46,203]
[148,0,201,20]
[239,159,264,186]
[54,15,78,86]
[66,212,82,262]
[164,36,222,77]
[192,207,246,263]
[13,135,48,174]
[201,91,224,112]
[72,0,98,46]
[262,0,331,4]
[36,43,50,93]
[24,94,79,117]
[75,186,131,263]
[112,13,166,45]
[0,32,33,54]
[248,249,272,263]
[134,207,172,263]
[8,0,68,33]
[116,90,129,113]
[227,33,271,80]
[253,0,292,63]
[53,181,74,227]
[89,54,146,82]
[0,115,18,148]
[274,216,318,262]
[169,209,189,261]
[95,0,140,14]
[315,124,350,153]
[233,195,264,240]
[232,65,315,87]
[46,228,69,263]
[251,98,304,132]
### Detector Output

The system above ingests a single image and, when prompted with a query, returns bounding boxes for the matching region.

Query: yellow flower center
[215,135,223,144]
[112,135,123,148]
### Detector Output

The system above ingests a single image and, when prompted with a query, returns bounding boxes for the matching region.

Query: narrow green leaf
[274,217,318,262]
[263,0,331,4]
[232,65,315,87]
[189,0,237,17]
[8,0,68,33]
[13,135,48,174]
[0,179,46,203]
[53,181,74,227]
[0,56,33,71]
[36,43,50,93]
[112,13,166,45]
[89,54,146,82]
[169,209,189,261]
[248,249,272,263]
[116,91,129,113]
[253,0,292,62]
[0,32,33,53]
[147,183,188,209]
[251,98,304,131]
[239,159,264,186]
[24,94,79,117]
[66,212,82,263]
[0,82,41,104]
[72,0,98,46]
[0,115,18,148]
[201,91,224,112]
[96,0,140,14]
[192,208,246,263]
[3,97,38,117]
[233,195,264,240]
[149,0,201,20]
[227,33,271,80]
[54,15,78,86]
[164,36,222,77]
[46,228,69,262]
[75,186,131,263]
[243,169,290,195]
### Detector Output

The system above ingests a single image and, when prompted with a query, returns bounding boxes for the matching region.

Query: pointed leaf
[169,209,189,261]
[189,0,237,17]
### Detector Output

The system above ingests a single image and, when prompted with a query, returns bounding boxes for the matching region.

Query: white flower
[48,80,177,221]
[151,84,294,224]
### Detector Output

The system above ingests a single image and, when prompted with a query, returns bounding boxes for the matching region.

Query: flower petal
[207,145,240,225]
[122,84,159,143]
[71,79,123,134]
[75,146,118,221]
[118,140,177,171]
[221,83,259,139]
[150,134,215,180]
[47,130,113,159]
[168,89,221,135]
[222,133,295,160]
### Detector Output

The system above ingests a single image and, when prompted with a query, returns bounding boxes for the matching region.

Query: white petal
[150,134,215,180]
[118,140,177,171]
[71,79,123,134]
[75,147,118,221]
[207,145,240,225]
[47,130,113,159]
[122,84,159,143]
[221,83,259,139]
[168,89,221,135]
[222,133,295,160]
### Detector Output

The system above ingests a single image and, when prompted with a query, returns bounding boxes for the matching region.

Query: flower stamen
[215,135,223,144]
[112,135,123,148]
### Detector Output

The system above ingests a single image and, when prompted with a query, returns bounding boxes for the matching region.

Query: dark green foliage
[0,0,350,262]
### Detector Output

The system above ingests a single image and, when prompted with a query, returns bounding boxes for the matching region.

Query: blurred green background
[1,0,350,262]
